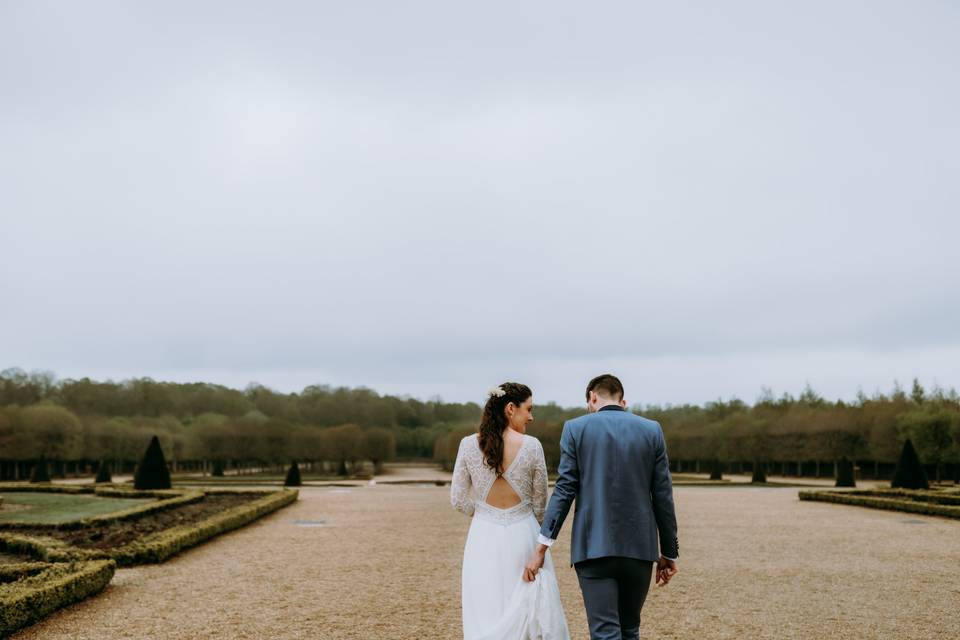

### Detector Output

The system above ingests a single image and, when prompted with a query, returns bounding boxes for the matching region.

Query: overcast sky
[2,1,958,407]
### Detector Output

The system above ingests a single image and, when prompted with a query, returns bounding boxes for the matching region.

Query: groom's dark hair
[586,374,624,401]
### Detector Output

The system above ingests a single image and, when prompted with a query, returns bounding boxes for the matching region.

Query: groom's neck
[591,398,626,412]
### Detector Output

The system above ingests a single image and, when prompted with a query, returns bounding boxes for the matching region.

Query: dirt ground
[13,484,960,639]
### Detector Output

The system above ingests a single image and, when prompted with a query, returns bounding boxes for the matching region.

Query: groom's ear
[619,398,627,408]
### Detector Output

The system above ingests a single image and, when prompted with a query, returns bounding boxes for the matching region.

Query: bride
[451,382,570,640]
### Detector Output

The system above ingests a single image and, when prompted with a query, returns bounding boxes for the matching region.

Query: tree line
[0,367,483,470]
[2,369,959,482]
[434,381,960,483]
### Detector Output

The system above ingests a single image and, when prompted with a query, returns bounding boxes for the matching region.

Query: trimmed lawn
[0,493,151,525]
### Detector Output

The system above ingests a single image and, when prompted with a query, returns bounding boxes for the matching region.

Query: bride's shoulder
[459,433,479,448]
[523,434,545,452]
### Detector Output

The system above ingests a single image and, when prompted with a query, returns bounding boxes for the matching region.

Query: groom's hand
[523,545,547,582]
[655,556,678,587]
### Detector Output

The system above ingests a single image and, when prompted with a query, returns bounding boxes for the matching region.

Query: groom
[524,374,679,640]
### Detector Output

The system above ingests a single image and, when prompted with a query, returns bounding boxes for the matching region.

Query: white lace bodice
[450,434,549,524]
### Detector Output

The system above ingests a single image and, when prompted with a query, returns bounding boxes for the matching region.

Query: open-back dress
[451,433,570,640]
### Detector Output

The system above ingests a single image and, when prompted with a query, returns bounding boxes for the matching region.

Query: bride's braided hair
[477,382,532,477]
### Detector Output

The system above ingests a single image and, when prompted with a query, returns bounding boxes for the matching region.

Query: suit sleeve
[539,420,580,541]
[651,421,679,559]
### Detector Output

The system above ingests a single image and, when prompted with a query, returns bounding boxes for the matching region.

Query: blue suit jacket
[540,407,679,565]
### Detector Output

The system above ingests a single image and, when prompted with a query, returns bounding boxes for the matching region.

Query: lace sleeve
[450,437,475,517]
[531,438,548,524]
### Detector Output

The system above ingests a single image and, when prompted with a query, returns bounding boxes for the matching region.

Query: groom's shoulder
[562,413,591,431]
[571,411,661,430]
[630,413,661,429]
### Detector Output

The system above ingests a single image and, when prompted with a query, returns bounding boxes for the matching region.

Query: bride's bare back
[450,430,549,524]
[485,430,525,508]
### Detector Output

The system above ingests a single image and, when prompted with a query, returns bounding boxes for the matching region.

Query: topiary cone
[751,460,767,484]
[835,456,856,488]
[212,460,225,477]
[891,439,929,490]
[709,459,723,481]
[95,460,112,484]
[284,461,302,487]
[134,435,172,490]
[30,456,51,483]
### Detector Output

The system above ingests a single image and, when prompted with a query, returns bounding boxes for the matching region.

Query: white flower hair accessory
[487,386,506,399]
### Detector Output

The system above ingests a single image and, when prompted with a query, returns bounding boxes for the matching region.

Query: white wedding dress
[451,434,570,640]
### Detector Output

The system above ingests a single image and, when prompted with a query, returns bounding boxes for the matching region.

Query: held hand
[655,556,678,587]
[523,547,547,582]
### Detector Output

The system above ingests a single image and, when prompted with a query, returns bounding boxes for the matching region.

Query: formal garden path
[13,482,960,639]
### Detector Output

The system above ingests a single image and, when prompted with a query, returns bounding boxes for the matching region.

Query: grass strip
[0,490,203,531]
[49,489,298,565]
[0,483,91,495]
[0,490,298,566]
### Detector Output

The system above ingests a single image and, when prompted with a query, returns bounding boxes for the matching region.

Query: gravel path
[13,484,960,639]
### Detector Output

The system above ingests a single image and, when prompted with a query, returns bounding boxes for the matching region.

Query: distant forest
[1,368,958,482]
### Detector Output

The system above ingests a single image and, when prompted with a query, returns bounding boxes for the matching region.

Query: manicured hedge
[0,563,49,584]
[92,487,186,499]
[0,483,90,495]
[799,489,960,519]
[0,487,203,531]
[0,533,67,560]
[0,560,115,637]
[0,489,296,634]
[79,489,204,526]
[0,490,298,566]
[851,489,960,506]
[0,482,190,499]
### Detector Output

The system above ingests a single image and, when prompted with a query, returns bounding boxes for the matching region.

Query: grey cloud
[2,1,958,405]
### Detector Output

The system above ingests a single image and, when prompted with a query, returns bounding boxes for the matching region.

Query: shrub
[0,560,115,636]
[95,461,112,484]
[0,483,88,495]
[0,489,297,566]
[51,490,298,566]
[212,460,225,477]
[751,460,767,483]
[78,490,204,527]
[134,435,171,490]
[0,563,49,585]
[835,456,856,488]
[891,439,929,490]
[0,490,298,566]
[29,457,50,484]
[284,462,302,487]
[850,488,960,506]
[709,459,723,481]
[799,489,960,519]
[0,488,203,531]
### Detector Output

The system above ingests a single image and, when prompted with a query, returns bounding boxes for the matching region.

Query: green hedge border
[799,489,960,519]
[0,483,90,495]
[0,489,298,566]
[0,483,190,498]
[0,559,116,637]
[843,488,960,506]
[0,563,49,585]
[0,485,203,531]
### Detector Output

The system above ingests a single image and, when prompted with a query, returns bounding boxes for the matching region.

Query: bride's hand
[523,547,547,582]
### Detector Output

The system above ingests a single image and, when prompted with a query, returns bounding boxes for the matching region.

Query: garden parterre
[10,483,960,640]
[0,484,297,636]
